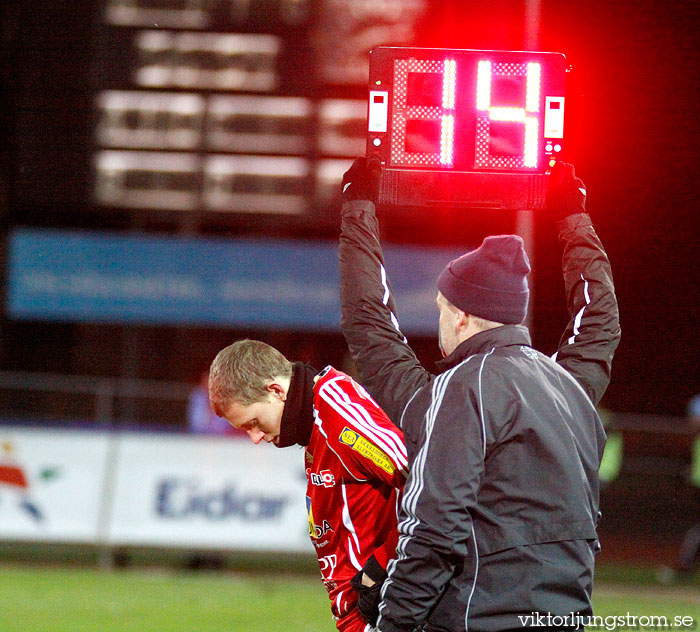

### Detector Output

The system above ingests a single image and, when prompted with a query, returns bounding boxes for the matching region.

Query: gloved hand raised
[341,157,381,202]
[546,161,587,219]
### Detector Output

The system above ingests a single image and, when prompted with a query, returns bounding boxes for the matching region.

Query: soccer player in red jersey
[208,339,406,632]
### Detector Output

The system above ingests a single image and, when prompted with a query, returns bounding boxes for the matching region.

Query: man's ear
[456,309,470,332]
[267,381,287,401]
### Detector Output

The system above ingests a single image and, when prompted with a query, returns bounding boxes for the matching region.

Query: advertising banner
[7,228,464,334]
[108,433,313,552]
[0,427,110,542]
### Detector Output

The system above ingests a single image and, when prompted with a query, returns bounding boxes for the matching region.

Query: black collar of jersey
[277,361,317,448]
[435,324,532,373]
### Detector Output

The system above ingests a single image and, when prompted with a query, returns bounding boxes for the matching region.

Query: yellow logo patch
[306,495,316,539]
[339,427,395,474]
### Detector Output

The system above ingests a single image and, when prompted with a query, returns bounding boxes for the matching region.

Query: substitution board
[366,46,569,210]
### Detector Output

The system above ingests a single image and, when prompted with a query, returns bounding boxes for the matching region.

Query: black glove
[341,157,381,202]
[350,555,388,626]
[545,161,587,219]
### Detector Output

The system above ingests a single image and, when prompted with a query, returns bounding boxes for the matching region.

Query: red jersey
[306,366,407,632]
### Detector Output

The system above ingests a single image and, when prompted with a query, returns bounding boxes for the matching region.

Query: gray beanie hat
[436,235,530,324]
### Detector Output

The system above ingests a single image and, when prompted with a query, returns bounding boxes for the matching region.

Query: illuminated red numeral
[391,59,456,167]
[440,60,456,165]
[475,61,541,169]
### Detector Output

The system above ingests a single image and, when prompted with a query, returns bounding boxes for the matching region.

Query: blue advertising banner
[6,228,466,335]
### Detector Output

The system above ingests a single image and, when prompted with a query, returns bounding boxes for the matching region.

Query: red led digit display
[390,59,457,166]
[475,60,541,169]
[367,47,568,210]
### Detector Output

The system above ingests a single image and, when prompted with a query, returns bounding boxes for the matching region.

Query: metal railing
[0,370,192,428]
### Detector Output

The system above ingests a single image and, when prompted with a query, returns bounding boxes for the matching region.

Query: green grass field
[0,564,698,632]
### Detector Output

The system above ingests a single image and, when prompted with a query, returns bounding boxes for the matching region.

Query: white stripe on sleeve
[341,484,363,571]
[380,263,408,344]
[567,274,591,345]
[319,378,408,473]
[326,378,407,463]
[313,410,367,482]
[398,361,462,539]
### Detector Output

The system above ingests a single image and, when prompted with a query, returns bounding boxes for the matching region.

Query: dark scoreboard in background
[7,0,568,221]
[90,0,426,220]
[6,0,427,223]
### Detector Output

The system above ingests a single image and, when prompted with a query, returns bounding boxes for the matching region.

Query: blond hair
[208,339,292,415]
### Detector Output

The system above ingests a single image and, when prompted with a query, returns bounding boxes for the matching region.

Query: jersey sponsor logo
[339,427,396,474]
[306,468,335,488]
[306,495,334,540]
[312,520,334,539]
[322,579,337,592]
[313,520,334,539]
[319,553,337,579]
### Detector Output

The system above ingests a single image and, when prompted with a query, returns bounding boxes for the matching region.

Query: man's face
[221,390,285,445]
[436,291,461,358]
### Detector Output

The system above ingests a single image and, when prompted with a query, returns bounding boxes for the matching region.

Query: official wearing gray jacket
[338,161,621,632]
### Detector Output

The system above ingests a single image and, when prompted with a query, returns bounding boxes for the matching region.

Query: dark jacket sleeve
[376,369,483,632]
[339,199,431,424]
[553,213,621,405]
